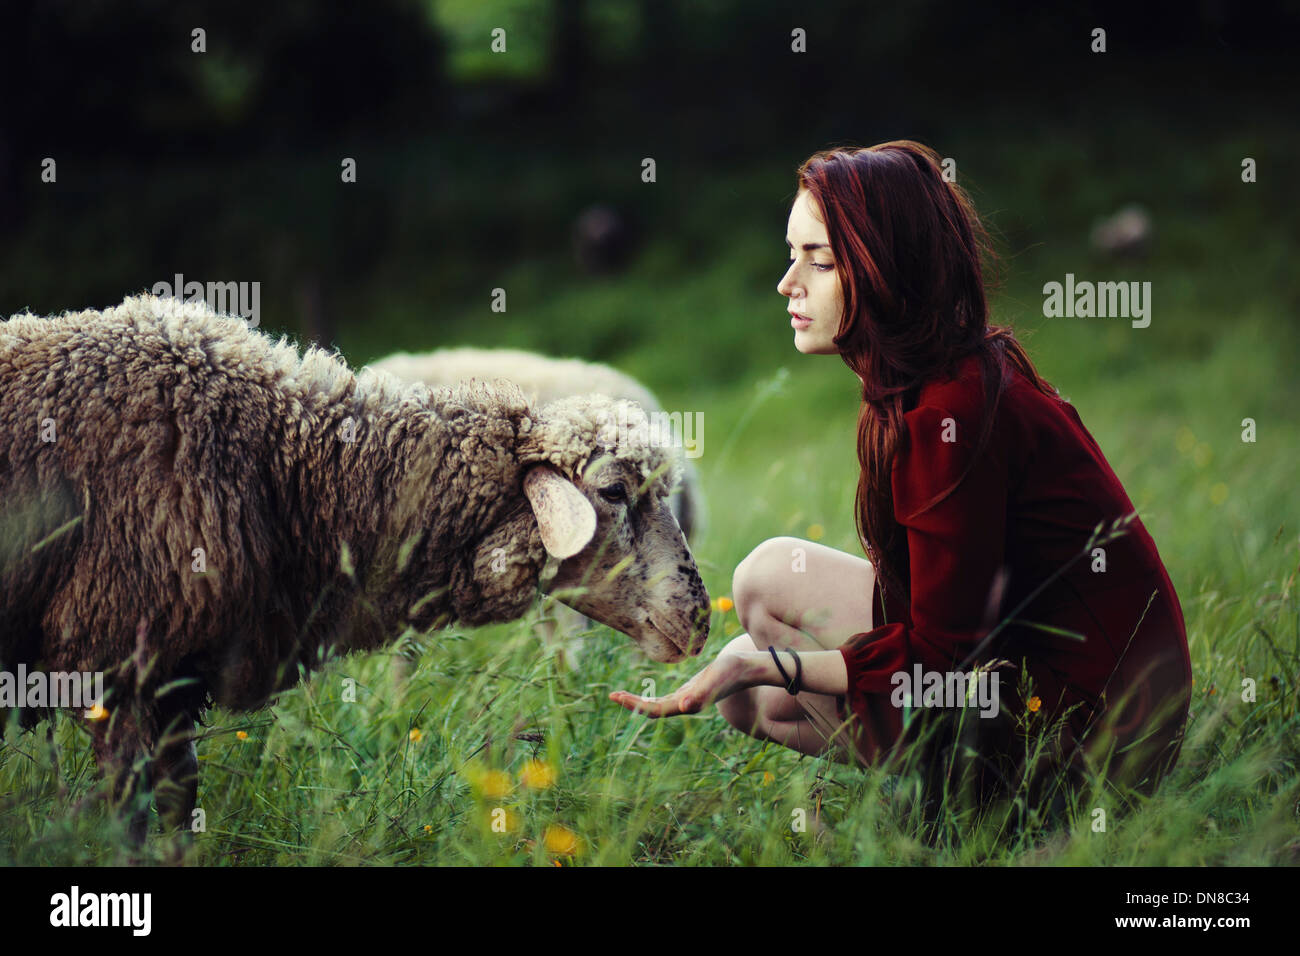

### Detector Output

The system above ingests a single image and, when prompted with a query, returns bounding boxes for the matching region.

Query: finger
[609,690,680,718]
[608,690,657,713]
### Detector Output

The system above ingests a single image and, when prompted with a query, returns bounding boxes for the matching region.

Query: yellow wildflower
[409,727,423,743]
[520,759,557,789]
[466,765,513,800]
[543,824,580,856]
[1026,696,1042,714]
[483,770,513,798]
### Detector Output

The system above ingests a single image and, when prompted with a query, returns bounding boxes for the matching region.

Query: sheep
[368,347,709,672]
[0,293,711,842]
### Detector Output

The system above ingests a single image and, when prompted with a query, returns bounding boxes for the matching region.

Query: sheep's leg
[89,704,156,846]
[153,711,198,834]
[539,604,589,670]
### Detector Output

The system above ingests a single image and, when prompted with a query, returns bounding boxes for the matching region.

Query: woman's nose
[777,265,798,297]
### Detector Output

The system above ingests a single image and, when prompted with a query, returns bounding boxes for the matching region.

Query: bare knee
[733,537,801,631]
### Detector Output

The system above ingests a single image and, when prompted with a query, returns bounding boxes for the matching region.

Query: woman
[610,142,1193,816]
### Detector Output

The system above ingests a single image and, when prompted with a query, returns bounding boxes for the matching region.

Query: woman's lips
[791,314,813,330]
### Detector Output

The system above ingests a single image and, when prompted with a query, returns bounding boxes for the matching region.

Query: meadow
[1,109,1297,866]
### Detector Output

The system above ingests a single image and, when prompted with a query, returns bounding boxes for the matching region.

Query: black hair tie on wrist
[769,646,802,696]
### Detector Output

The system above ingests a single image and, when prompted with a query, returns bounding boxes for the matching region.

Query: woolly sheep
[0,294,710,840]
[369,347,710,674]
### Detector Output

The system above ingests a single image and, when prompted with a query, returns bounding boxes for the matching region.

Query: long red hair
[793,141,1059,605]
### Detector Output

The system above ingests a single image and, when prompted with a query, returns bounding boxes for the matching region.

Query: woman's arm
[609,648,848,718]
[746,648,848,695]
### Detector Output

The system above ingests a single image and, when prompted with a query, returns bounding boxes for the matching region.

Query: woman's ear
[523,465,596,559]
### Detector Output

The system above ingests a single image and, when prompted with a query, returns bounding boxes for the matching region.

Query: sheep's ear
[523,465,596,559]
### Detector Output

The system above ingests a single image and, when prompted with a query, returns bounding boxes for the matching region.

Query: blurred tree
[551,0,589,100]
[434,0,550,83]
[1,0,447,155]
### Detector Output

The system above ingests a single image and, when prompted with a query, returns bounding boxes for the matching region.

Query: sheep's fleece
[0,293,708,834]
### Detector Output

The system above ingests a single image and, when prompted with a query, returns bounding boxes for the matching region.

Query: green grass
[2,114,1299,865]
[2,511,1295,866]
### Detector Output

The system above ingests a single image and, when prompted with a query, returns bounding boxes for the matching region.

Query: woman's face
[777,188,843,355]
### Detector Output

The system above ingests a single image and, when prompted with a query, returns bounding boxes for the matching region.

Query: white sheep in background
[368,347,706,544]
[0,294,710,841]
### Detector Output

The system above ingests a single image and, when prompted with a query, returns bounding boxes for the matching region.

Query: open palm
[609,652,754,718]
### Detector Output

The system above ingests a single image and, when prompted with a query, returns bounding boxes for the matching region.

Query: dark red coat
[837,353,1193,802]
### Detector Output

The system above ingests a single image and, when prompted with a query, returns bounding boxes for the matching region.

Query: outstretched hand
[609,651,757,718]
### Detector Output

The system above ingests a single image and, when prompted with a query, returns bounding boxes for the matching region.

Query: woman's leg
[717,536,877,760]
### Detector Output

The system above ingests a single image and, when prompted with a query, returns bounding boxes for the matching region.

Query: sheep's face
[535,455,710,663]
[520,396,711,663]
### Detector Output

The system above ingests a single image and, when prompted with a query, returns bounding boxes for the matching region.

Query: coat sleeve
[837,402,1011,758]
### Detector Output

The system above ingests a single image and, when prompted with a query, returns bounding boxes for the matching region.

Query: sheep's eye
[599,482,627,503]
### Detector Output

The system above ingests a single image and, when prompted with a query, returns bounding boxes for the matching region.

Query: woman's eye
[787,257,834,273]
